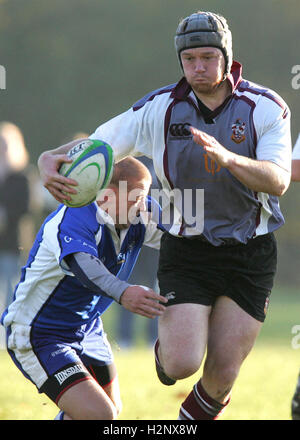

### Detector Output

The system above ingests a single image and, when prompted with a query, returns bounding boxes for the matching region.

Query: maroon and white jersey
[90,62,291,245]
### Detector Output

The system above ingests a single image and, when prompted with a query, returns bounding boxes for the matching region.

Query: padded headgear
[175,11,233,77]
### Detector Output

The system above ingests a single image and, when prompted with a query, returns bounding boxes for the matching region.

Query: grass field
[0,287,299,421]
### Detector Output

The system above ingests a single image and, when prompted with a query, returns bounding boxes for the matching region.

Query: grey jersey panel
[163,80,284,245]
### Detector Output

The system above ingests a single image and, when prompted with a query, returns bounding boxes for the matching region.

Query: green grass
[0,287,299,420]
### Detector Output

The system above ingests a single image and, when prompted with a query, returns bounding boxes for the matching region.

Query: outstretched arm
[64,252,167,319]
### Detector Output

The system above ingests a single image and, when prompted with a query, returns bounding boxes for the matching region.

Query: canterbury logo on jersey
[169,123,192,138]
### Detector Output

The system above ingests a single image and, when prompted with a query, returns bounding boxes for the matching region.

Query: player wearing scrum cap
[39,11,291,420]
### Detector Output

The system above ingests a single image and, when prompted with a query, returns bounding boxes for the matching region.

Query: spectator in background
[290,132,300,420]
[0,122,30,309]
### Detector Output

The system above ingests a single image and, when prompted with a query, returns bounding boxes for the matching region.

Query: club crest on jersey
[231,119,246,143]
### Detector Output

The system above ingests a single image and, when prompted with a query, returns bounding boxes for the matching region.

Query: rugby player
[1,157,167,420]
[38,11,291,420]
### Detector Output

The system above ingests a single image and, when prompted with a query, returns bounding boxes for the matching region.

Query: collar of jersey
[95,204,117,231]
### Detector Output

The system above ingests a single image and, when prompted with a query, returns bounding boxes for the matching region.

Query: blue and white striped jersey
[1,197,163,330]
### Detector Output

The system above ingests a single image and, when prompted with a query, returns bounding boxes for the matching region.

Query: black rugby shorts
[157,232,277,322]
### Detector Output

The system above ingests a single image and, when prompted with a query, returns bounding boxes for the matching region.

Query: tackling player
[38,11,291,420]
[1,157,167,420]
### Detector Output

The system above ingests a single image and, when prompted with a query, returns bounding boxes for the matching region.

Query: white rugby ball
[59,139,114,208]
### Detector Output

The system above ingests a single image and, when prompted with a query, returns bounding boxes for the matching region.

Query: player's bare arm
[37,138,87,202]
[190,126,290,196]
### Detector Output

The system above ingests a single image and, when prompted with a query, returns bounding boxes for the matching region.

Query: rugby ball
[59,139,114,208]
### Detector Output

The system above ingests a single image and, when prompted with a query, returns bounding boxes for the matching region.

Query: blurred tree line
[0,0,299,287]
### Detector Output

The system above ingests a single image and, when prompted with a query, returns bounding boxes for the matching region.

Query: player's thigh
[205,295,262,371]
[158,303,211,375]
[57,376,117,420]
[103,375,122,415]
[87,363,122,415]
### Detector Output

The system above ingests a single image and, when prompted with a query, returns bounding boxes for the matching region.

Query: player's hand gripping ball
[59,139,114,207]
